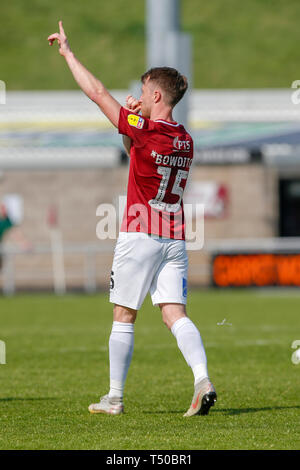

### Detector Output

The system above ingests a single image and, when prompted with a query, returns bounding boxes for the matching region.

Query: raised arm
[48,21,121,127]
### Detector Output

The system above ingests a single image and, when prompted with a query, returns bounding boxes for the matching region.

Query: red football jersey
[118,107,194,240]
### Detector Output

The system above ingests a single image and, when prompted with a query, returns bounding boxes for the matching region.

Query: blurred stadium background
[1,0,300,452]
[1,0,300,295]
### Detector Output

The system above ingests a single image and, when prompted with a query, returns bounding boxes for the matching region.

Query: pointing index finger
[59,20,65,36]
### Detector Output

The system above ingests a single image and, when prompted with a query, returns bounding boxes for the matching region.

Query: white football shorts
[109,232,188,310]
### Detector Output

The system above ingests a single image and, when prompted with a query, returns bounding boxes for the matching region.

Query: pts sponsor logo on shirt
[173,136,191,152]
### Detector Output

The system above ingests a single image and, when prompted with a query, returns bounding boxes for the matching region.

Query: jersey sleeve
[118,107,150,147]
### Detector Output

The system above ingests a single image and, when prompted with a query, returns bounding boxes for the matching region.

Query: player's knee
[161,314,171,329]
[159,303,187,330]
[113,304,137,323]
[162,313,182,330]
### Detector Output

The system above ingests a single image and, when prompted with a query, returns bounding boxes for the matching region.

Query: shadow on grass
[214,406,300,415]
[0,397,58,402]
[143,405,300,415]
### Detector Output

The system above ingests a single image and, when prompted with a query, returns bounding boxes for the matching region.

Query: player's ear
[153,90,161,104]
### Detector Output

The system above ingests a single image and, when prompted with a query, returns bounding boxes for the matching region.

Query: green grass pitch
[0,290,299,450]
[2,0,300,89]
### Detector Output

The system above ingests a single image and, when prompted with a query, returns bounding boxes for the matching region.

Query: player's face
[139,79,154,118]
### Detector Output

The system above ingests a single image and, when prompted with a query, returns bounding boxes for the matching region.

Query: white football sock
[171,317,208,384]
[109,321,134,399]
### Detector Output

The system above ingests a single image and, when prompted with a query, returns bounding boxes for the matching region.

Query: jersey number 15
[148,166,188,213]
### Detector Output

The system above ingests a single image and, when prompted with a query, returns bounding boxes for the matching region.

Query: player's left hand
[47,20,72,57]
[125,95,141,114]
